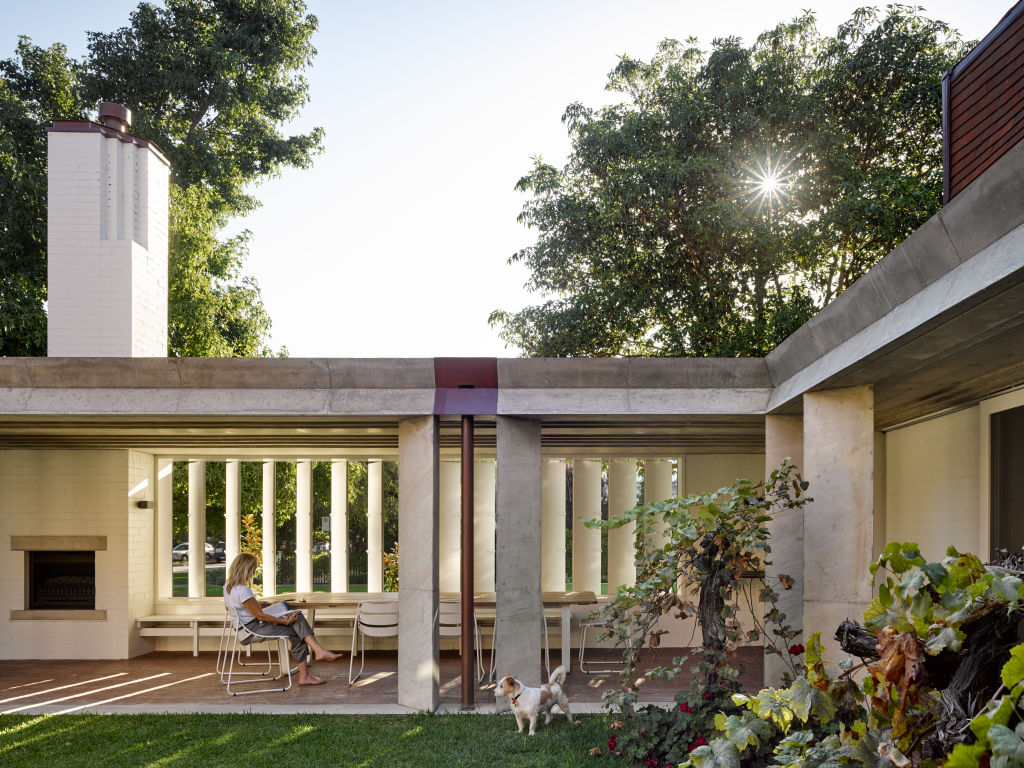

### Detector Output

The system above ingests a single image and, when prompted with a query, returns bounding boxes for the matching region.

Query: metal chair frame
[439,597,485,682]
[222,605,293,695]
[348,600,399,684]
[216,609,274,682]
[578,617,626,674]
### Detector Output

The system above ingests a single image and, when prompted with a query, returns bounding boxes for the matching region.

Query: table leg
[561,605,571,672]
[191,620,199,657]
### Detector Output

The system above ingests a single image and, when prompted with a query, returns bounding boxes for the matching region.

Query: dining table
[276,590,599,673]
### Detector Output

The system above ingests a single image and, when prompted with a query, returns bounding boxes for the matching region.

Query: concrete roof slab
[497,358,629,388]
[939,136,1024,260]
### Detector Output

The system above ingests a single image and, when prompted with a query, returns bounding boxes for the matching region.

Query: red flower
[689,744,699,753]
[788,644,805,655]
[679,702,692,713]
[696,736,708,746]
[702,690,712,700]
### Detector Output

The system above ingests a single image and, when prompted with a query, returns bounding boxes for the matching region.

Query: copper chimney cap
[98,102,131,132]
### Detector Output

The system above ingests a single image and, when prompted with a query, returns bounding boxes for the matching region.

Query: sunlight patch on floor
[0,673,128,705]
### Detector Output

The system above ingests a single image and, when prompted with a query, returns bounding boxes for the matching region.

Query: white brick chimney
[46,102,170,357]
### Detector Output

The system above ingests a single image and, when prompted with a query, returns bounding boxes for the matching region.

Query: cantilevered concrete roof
[1,138,1023,446]
[766,136,1024,428]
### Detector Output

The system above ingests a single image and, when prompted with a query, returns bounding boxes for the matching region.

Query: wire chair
[348,600,399,684]
[222,605,293,695]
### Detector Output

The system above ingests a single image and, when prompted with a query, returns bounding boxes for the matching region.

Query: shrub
[682,543,1024,768]
[591,460,811,764]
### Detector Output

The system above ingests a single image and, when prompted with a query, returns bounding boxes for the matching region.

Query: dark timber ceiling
[0,415,765,455]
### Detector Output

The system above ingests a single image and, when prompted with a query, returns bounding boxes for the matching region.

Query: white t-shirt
[225,584,257,624]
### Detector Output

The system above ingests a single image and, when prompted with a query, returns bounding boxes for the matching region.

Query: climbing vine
[589,461,810,765]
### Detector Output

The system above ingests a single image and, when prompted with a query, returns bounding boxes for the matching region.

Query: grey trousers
[243,613,315,663]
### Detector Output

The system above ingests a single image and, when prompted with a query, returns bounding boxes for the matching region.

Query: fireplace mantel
[10,535,106,551]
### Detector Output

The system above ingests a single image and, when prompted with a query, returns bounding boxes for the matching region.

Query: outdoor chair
[222,605,293,695]
[349,599,399,684]
[484,609,553,681]
[578,616,626,674]
[439,597,485,682]
[216,608,274,682]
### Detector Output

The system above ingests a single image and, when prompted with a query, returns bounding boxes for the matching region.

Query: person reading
[224,552,341,685]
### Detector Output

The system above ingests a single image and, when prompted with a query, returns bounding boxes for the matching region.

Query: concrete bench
[136,614,227,657]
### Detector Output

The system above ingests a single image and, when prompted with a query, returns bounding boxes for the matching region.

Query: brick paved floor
[0,647,763,715]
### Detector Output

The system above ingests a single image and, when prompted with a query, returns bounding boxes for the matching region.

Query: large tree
[0,0,322,357]
[490,7,969,358]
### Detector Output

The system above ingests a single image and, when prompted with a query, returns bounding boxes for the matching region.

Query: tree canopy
[490,7,969,358]
[0,0,322,357]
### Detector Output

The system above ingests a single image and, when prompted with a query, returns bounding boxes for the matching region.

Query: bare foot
[314,650,342,662]
[299,675,327,685]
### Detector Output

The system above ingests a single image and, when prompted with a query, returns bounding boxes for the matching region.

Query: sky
[4,0,1016,358]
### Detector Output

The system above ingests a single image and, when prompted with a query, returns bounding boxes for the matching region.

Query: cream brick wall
[0,449,157,659]
[47,128,169,357]
[885,408,982,562]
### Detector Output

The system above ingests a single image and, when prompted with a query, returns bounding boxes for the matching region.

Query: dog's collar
[511,691,522,705]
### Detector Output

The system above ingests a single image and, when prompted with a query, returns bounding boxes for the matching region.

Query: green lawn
[171,570,370,597]
[0,713,609,767]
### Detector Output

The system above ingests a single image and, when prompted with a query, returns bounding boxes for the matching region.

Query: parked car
[171,542,215,562]
[212,541,226,563]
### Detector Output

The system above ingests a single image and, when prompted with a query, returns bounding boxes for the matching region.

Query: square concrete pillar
[495,417,543,692]
[764,414,803,686]
[803,387,874,663]
[398,416,440,711]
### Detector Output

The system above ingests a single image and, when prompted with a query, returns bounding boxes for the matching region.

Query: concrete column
[262,460,277,595]
[330,460,349,592]
[541,460,567,592]
[607,460,638,592]
[187,459,206,597]
[225,459,241,568]
[156,458,173,599]
[367,460,384,592]
[764,414,804,686]
[296,459,313,593]
[803,387,874,663]
[439,460,461,592]
[474,459,496,592]
[496,417,543,689]
[398,417,440,711]
[572,459,602,593]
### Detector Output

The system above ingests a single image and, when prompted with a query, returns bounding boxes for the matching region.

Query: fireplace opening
[27,551,96,610]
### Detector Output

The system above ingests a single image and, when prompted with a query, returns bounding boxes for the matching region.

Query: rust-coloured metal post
[460,414,475,707]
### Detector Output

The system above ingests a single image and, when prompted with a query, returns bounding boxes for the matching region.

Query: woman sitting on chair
[224,552,341,686]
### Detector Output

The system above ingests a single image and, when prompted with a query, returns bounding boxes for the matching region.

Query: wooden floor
[0,647,764,715]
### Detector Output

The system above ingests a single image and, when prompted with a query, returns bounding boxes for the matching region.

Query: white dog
[494,665,575,735]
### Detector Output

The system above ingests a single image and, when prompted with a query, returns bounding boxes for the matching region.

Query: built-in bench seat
[136,613,228,657]
[136,606,361,656]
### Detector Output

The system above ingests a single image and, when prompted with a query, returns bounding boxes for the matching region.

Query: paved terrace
[0,648,763,715]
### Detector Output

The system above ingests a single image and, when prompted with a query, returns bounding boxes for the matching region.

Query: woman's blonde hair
[225,552,259,593]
